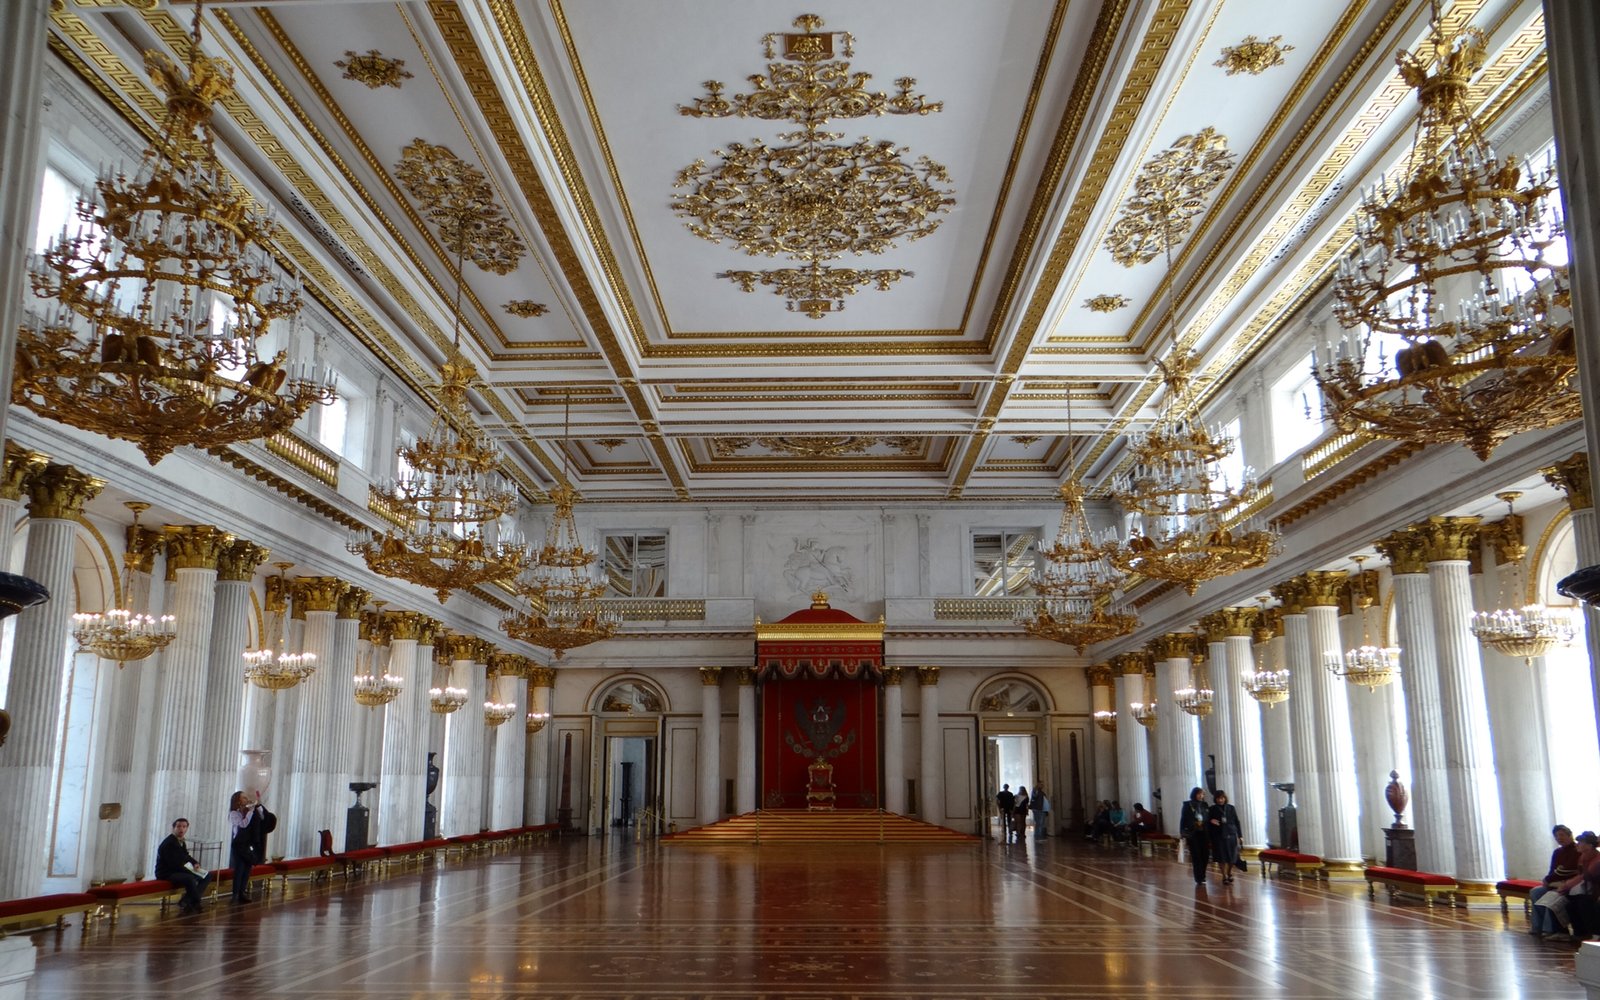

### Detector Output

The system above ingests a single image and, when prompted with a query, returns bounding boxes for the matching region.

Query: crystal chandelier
[1326,557,1400,690]
[1315,3,1576,460]
[1470,492,1577,664]
[18,3,335,464]
[72,501,176,666]
[1243,608,1289,707]
[353,603,403,707]
[501,393,621,656]
[1106,353,1278,593]
[243,563,316,690]
[483,671,517,728]
[1174,646,1214,717]
[428,645,468,714]
[525,710,551,735]
[1131,700,1158,728]
[1093,709,1117,733]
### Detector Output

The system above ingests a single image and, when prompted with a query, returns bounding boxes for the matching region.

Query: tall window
[1270,355,1325,463]
[1536,519,1600,824]
[603,531,667,597]
[1213,417,1246,494]
[34,166,79,253]
[971,529,1039,597]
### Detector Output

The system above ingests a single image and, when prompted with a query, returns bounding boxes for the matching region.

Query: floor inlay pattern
[21,838,1586,998]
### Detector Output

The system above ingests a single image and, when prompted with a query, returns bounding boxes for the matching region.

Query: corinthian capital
[24,463,104,520]
[1298,570,1348,608]
[216,540,270,582]
[1,444,48,502]
[1414,516,1481,563]
[294,576,348,614]
[163,524,233,571]
[1543,453,1592,511]
[1376,529,1429,575]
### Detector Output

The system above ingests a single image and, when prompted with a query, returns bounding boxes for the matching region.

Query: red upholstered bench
[0,892,100,934]
[1365,865,1457,906]
[211,864,276,901]
[339,848,385,876]
[1497,878,1543,913]
[1259,848,1324,878]
[88,879,180,923]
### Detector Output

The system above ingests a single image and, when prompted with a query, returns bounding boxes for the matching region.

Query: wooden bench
[1497,878,1543,913]
[0,892,100,935]
[1365,865,1458,906]
[1259,848,1324,878]
[1137,833,1178,858]
[88,880,182,924]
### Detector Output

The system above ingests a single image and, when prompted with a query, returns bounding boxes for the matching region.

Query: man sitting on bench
[154,817,211,914]
[1128,803,1159,847]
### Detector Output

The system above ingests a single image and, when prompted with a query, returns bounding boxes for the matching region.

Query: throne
[805,759,835,811]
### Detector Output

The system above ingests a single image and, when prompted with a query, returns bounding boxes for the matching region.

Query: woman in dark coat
[1179,787,1211,885]
[1011,786,1031,844]
[1207,790,1243,885]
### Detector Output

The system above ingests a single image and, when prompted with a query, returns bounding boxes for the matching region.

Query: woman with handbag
[1207,790,1244,885]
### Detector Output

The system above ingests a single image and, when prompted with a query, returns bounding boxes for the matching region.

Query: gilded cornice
[698,666,722,686]
[382,610,427,642]
[916,665,940,686]
[1148,632,1193,661]
[1543,453,1592,511]
[293,576,349,614]
[1298,570,1348,608]
[1414,516,1481,563]
[162,525,232,571]
[216,539,270,583]
[527,666,557,689]
[337,587,371,619]
[23,463,103,521]
[124,525,163,576]
[1270,578,1308,615]
[1,444,49,503]
[1087,663,1115,687]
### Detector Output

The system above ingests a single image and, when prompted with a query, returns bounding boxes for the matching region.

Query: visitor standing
[1208,790,1243,885]
[1179,786,1211,885]
[995,784,1014,842]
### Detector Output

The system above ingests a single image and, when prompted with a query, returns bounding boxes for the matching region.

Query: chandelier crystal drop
[1327,558,1400,690]
[72,501,176,666]
[353,606,403,708]
[1106,353,1278,593]
[243,563,316,691]
[17,2,335,464]
[1314,3,1576,460]
[1470,492,1577,664]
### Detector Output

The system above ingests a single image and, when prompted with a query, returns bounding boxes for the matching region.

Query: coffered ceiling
[45,0,1551,503]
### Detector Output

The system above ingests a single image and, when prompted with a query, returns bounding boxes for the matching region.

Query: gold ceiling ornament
[244,562,317,691]
[353,601,404,707]
[711,434,919,460]
[595,439,625,452]
[1104,353,1278,593]
[1325,556,1400,691]
[348,220,532,602]
[1316,3,1575,461]
[395,139,526,275]
[672,13,953,318]
[1103,127,1236,267]
[1470,492,1577,665]
[503,299,549,319]
[18,2,336,464]
[334,49,414,89]
[1010,435,1042,447]
[501,391,621,657]
[1084,294,1131,313]
[1214,35,1295,76]
[72,501,177,667]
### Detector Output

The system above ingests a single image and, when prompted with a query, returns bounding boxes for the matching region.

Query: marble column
[698,667,723,826]
[196,540,268,845]
[281,577,345,857]
[883,667,906,814]
[1149,634,1201,837]
[1377,529,1455,872]
[1274,579,1325,858]
[524,664,553,825]
[735,668,757,814]
[323,588,365,846]
[0,0,52,450]
[1200,633,1227,793]
[0,464,102,897]
[1418,516,1505,886]
[487,656,525,831]
[1340,569,1402,864]
[1088,666,1117,804]
[241,574,291,757]
[376,611,426,844]
[1112,653,1152,812]
[0,446,45,570]
[917,666,944,824]
[1299,571,1363,867]
[353,612,384,785]
[440,635,486,836]
[1217,608,1269,852]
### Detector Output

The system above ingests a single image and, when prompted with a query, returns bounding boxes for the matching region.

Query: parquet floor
[20,835,1587,998]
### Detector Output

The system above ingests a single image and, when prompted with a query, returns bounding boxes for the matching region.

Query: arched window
[1534,516,1600,825]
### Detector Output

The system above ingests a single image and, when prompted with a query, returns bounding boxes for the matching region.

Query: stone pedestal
[0,936,36,1000]
[1384,827,1417,871]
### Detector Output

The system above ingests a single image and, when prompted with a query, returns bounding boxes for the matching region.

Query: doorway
[605,736,656,830]
[984,734,1036,839]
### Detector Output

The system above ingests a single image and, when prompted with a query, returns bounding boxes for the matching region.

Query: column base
[1453,880,1506,907]
[1321,860,1367,878]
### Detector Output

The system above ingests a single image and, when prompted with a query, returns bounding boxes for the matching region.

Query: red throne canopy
[756,593,882,809]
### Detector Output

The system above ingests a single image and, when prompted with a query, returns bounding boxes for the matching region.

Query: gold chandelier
[525,710,551,735]
[243,563,316,690]
[1017,401,1138,652]
[1315,3,1576,460]
[1093,709,1117,733]
[501,394,621,656]
[18,3,335,464]
[483,670,517,728]
[353,605,404,708]
[1106,354,1278,593]
[1244,608,1289,707]
[1131,699,1158,729]
[349,249,530,602]
[1470,492,1576,664]
[1174,643,1214,717]
[72,501,176,666]
[428,643,468,714]
[1326,558,1399,690]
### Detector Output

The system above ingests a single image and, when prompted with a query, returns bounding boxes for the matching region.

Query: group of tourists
[151,790,277,914]
[994,783,1050,843]
[1178,786,1246,885]
[1528,824,1600,943]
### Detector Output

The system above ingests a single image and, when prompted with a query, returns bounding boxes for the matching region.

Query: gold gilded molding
[1112,651,1150,675]
[1104,127,1236,267]
[1213,607,1258,637]
[1084,294,1130,313]
[1542,453,1592,511]
[916,665,940,686]
[882,666,902,686]
[442,633,477,662]
[528,665,557,688]
[395,139,526,275]
[1,444,49,502]
[1414,516,1481,563]
[1148,632,1193,660]
[1376,529,1429,576]
[383,610,427,642]
[338,586,371,619]
[217,539,270,582]
[1215,35,1295,76]
[698,666,722,686]
[710,436,919,460]
[335,49,413,89]
[124,525,163,576]
[293,576,348,614]
[1528,506,1572,607]
[1298,571,1348,608]
[22,463,103,521]
[1087,663,1115,687]
[1270,577,1308,615]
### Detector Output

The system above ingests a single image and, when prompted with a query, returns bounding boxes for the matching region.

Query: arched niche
[971,674,1052,716]
[588,674,670,716]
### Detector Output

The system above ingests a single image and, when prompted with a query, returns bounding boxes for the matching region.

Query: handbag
[1234,858,1248,872]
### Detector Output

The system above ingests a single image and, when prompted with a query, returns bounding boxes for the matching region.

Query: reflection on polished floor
[23,837,1587,998]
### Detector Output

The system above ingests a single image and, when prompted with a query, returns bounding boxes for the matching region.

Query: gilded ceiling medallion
[335,49,414,89]
[672,14,954,318]
[595,439,625,452]
[1084,294,1131,313]
[1104,127,1236,267]
[503,299,549,318]
[1010,435,1043,446]
[395,139,525,275]
[711,435,919,459]
[1214,35,1295,76]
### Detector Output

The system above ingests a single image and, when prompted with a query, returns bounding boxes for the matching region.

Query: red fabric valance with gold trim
[755,592,883,682]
